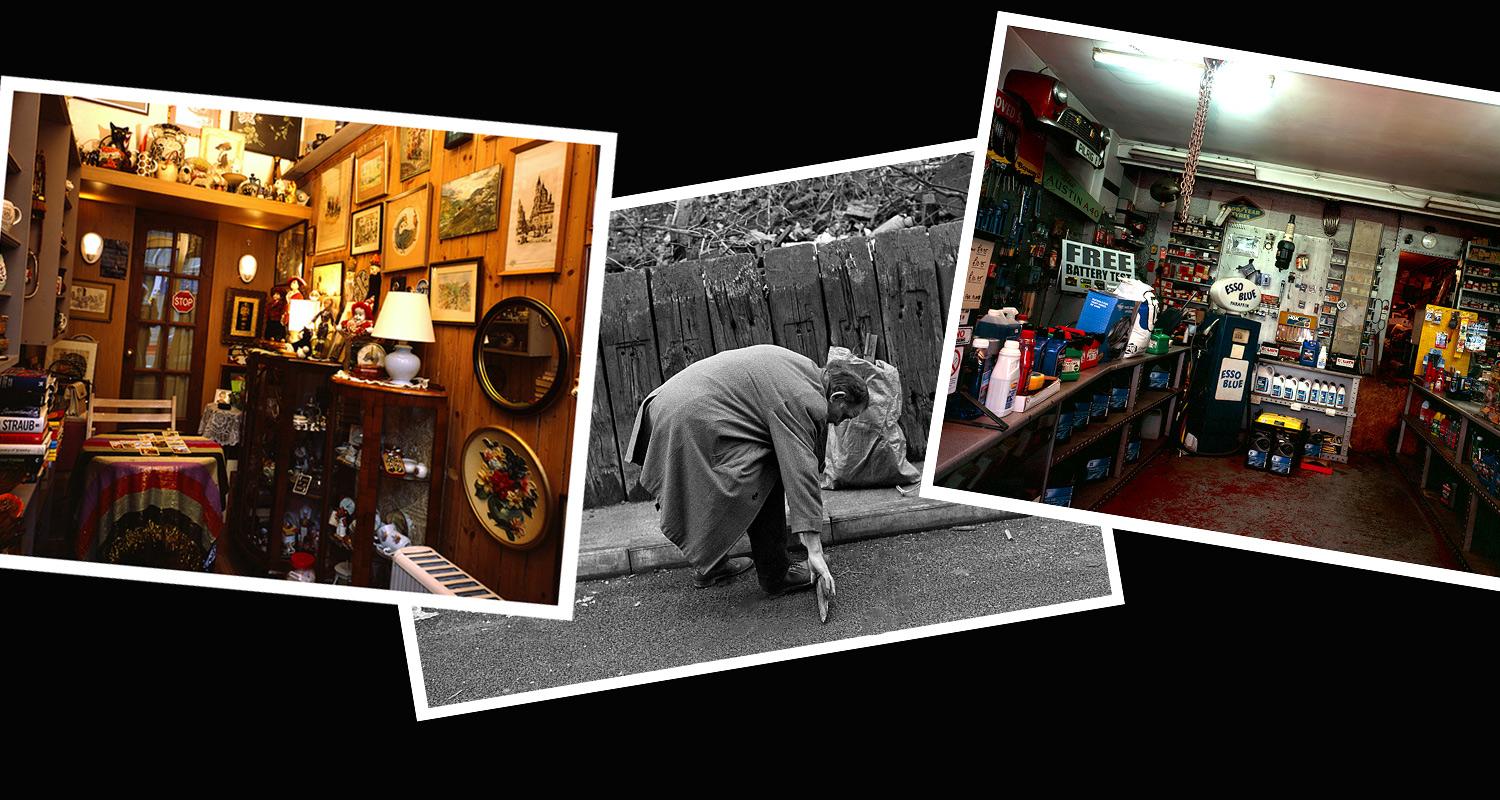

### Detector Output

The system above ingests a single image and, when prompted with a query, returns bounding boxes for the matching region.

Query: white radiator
[389,546,502,600]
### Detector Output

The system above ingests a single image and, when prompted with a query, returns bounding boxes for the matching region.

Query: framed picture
[68,280,114,322]
[461,426,552,549]
[167,106,220,137]
[199,127,246,176]
[80,98,148,114]
[398,127,432,182]
[350,205,383,256]
[414,279,429,295]
[46,338,99,384]
[316,156,352,254]
[300,119,340,157]
[312,262,345,318]
[231,111,302,161]
[100,238,130,280]
[383,184,430,271]
[276,222,306,284]
[428,259,481,325]
[504,140,572,274]
[354,140,388,205]
[444,131,473,149]
[439,164,501,240]
[222,288,266,345]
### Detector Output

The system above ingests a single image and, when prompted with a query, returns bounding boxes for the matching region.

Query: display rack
[320,375,448,588]
[1394,379,1500,574]
[936,347,1188,510]
[1248,360,1360,463]
[1457,243,1500,357]
[1158,220,1224,325]
[228,352,341,575]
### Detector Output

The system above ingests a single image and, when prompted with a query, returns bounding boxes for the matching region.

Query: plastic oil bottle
[985,339,1022,419]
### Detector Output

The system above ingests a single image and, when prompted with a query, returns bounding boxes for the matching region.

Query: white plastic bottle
[1337,383,1346,408]
[1315,381,1326,405]
[1316,341,1328,369]
[1272,374,1284,398]
[1296,379,1310,403]
[986,339,1023,418]
[1254,364,1272,395]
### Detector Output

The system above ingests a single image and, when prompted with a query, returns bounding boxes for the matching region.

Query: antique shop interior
[936,26,1500,575]
[0,92,597,605]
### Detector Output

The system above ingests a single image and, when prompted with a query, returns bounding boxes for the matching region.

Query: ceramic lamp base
[384,342,421,385]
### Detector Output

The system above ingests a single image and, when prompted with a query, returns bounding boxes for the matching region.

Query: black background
[4,11,1494,735]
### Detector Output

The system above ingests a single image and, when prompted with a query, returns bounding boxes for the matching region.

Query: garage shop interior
[936,26,1500,575]
[0,91,597,604]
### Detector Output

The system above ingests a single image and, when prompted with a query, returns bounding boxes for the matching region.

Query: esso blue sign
[1210,277,1260,313]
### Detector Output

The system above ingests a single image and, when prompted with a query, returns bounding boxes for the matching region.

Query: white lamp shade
[238,254,258,283]
[81,232,104,264]
[370,291,435,343]
[287,298,319,332]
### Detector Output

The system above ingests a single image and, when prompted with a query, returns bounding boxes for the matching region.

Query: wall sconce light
[81,232,104,264]
[238,254,258,283]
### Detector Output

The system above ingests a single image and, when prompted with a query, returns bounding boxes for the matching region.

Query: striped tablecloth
[73,435,228,564]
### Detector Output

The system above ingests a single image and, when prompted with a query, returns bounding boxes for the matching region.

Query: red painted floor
[1099,449,1462,570]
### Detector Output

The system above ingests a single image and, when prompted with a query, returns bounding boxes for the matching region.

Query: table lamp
[286,298,319,357]
[370,291,435,385]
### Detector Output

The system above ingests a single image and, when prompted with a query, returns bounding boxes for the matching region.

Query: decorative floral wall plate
[461,426,550,549]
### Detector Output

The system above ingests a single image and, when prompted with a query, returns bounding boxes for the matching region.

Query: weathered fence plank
[816,236,886,362]
[702,253,774,351]
[869,227,945,461]
[927,221,963,327]
[583,359,627,507]
[597,269,664,499]
[649,260,715,380]
[762,243,830,364]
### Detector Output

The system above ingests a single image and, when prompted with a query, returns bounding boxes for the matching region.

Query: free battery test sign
[1059,239,1134,294]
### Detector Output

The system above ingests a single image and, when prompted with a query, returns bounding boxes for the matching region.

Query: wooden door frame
[122,210,217,432]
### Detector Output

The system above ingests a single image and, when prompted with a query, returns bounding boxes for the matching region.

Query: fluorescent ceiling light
[1093,48,1275,114]
[1426,196,1500,220]
[1126,145,1257,177]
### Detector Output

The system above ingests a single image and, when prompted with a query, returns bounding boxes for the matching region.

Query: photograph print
[428,259,480,324]
[405,144,1121,716]
[276,222,306,284]
[503,141,569,273]
[439,164,501,240]
[350,204,382,256]
[69,279,113,322]
[399,127,433,181]
[316,156,352,254]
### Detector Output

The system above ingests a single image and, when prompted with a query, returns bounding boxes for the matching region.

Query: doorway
[123,211,217,432]
[1379,250,1458,380]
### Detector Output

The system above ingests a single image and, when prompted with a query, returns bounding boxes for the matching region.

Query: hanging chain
[1178,58,1222,223]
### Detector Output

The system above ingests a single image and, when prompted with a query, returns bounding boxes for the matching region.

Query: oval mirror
[473,297,570,414]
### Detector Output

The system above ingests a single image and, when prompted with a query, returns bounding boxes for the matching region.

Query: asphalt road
[415,517,1111,706]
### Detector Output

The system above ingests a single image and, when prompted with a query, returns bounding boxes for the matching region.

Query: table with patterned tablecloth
[72,435,228,569]
[199,403,244,447]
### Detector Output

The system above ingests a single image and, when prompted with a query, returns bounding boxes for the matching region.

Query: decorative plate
[461,426,551,549]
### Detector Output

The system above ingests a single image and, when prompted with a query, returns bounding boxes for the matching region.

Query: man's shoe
[693,556,754,588]
[763,561,816,597]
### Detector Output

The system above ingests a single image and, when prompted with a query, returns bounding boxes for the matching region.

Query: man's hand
[799,530,835,599]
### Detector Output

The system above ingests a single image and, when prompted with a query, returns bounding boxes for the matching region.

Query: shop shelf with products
[320,375,448,588]
[935,347,1188,510]
[1248,361,1360,463]
[228,352,341,575]
[1457,242,1500,322]
[1394,379,1500,574]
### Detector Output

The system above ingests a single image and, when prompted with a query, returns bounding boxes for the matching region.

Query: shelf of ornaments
[78,165,312,232]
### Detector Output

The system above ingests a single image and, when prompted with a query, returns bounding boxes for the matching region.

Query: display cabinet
[318,375,448,587]
[228,351,340,574]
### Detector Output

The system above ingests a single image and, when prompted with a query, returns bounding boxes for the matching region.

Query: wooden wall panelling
[869,227,944,461]
[649,259,714,380]
[301,124,598,604]
[761,243,830,364]
[815,235,887,363]
[584,359,625,507]
[67,200,134,397]
[702,253,773,351]
[926,220,963,327]
[598,269,662,501]
[201,221,277,412]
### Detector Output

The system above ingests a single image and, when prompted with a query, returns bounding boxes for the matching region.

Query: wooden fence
[584,221,962,508]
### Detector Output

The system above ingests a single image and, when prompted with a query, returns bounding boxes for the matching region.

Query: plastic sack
[821,346,921,489]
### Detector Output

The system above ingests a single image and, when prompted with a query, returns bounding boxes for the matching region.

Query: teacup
[1,199,19,231]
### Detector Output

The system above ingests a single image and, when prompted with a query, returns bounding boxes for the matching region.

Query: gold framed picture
[503,140,572,274]
[354,140,388,205]
[383,184,431,271]
[316,156,352,254]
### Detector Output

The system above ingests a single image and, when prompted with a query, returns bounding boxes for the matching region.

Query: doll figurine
[339,299,375,337]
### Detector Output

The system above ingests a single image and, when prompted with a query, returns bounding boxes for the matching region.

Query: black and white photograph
[404,146,1121,715]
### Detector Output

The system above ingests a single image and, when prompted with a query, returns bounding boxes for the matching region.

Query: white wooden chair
[86,397,177,438]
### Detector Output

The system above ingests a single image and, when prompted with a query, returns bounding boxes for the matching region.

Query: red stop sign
[171,290,196,314]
